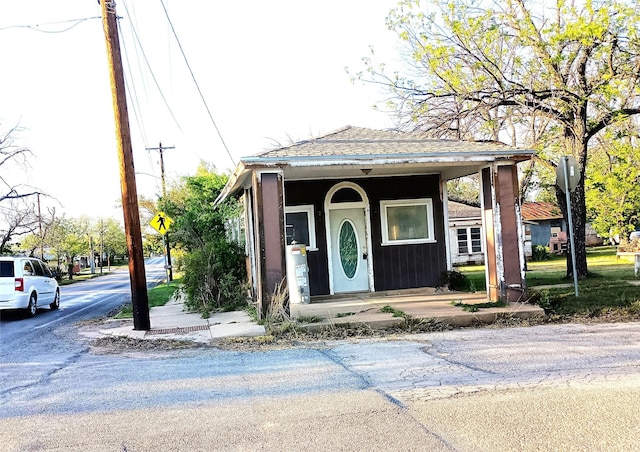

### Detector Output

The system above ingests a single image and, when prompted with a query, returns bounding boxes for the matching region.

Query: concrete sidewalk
[92,297,266,344]
[292,289,545,330]
[87,288,545,344]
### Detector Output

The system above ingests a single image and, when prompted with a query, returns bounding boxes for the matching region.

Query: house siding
[285,175,447,295]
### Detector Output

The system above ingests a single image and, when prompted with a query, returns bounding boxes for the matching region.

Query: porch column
[252,171,286,318]
[481,163,527,302]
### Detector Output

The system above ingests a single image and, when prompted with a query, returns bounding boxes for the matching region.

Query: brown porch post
[481,164,527,302]
[252,171,286,318]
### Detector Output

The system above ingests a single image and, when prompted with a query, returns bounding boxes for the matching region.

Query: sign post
[150,212,173,285]
[556,156,580,297]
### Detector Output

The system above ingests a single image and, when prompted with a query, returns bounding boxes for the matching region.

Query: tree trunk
[556,182,588,279]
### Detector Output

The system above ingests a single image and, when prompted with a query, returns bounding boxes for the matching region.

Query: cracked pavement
[2,320,640,450]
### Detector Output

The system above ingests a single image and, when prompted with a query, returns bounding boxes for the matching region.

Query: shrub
[618,238,640,253]
[532,245,550,261]
[182,239,247,316]
[440,270,470,291]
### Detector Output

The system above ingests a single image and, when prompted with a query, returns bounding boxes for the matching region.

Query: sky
[1,1,404,221]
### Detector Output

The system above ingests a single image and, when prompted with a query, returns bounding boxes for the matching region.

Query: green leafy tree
[586,127,640,242]
[164,161,239,250]
[50,216,91,279]
[163,162,245,314]
[447,175,480,205]
[96,218,127,265]
[360,0,640,278]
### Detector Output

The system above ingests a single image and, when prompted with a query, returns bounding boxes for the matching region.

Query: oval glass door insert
[339,220,358,279]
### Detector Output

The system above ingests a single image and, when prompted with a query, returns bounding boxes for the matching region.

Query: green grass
[379,305,406,318]
[335,312,356,318]
[115,277,183,319]
[451,299,507,312]
[458,246,640,317]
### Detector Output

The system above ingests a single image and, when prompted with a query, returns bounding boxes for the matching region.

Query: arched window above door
[331,187,362,204]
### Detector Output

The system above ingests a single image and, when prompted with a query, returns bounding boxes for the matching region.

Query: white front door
[329,208,369,293]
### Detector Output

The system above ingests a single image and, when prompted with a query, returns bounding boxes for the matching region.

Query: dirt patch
[90,335,206,354]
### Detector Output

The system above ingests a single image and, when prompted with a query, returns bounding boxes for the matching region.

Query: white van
[0,257,60,317]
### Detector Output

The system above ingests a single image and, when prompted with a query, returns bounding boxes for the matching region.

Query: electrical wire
[118,1,183,134]
[118,20,149,149]
[158,0,236,166]
[0,16,101,33]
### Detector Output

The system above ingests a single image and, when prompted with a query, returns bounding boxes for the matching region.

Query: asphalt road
[2,269,640,450]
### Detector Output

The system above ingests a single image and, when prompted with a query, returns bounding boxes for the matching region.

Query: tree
[447,175,480,205]
[97,218,127,265]
[361,0,640,278]
[0,126,51,253]
[163,162,246,314]
[586,125,640,242]
[164,161,239,251]
[50,216,91,279]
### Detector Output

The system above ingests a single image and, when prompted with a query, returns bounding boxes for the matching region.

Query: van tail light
[15,278,24,292]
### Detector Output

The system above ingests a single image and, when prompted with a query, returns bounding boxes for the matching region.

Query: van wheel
[26,293,37,317]
[50,291,60,310]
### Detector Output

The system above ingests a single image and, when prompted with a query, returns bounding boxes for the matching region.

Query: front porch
[291,288,545,329]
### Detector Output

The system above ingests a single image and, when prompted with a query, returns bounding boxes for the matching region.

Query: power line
[0,16,101,33]
[158,0,236,166]
[119,21,149,147]
[118,0,183,134]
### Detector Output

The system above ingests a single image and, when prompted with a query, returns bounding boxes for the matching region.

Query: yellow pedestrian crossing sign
[150,211,173,235]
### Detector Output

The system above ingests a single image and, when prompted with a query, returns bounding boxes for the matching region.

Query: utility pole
[101,0,150,330]
[37,193,44,260]
[146,142,175,282]
[100,219,104,275]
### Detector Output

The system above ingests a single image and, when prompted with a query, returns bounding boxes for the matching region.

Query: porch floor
[291,288,545,330]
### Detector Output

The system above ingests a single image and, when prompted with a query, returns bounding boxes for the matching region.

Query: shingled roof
[216,126,534,205]
[248,125,529,160]
[448,201,481,219]
[521,202,563,221]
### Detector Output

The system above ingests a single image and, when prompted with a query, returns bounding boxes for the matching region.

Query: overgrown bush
[532,245,550,261]
[182,239,247,316]
[618,238,640,253]
[440,270,471,291]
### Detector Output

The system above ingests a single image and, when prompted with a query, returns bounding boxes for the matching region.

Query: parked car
[0,256,60,317]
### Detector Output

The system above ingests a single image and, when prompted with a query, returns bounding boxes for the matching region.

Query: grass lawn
[458,246,640,317]
[115,277,183,319]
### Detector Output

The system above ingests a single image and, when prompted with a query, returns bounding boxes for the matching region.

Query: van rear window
[0,261,14,277]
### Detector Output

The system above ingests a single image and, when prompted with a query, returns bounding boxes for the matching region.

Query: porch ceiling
[268,159,488,182]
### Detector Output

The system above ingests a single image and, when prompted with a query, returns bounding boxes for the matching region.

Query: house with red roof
[521,202,566,254]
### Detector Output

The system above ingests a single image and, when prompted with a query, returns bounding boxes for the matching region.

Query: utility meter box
[286,243,310,304]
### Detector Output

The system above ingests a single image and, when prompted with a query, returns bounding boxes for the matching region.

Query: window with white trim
[457,227,482,254]
[380,199,435,245]
[285,205,317,249]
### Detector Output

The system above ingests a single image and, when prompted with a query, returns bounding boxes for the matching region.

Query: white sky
[1,1,403,221]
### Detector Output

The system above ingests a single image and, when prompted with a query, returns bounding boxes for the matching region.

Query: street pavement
[3,321,640,450]
[4,285,640,451]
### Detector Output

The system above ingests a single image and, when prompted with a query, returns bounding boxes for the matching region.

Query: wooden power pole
[101,0,150,330]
